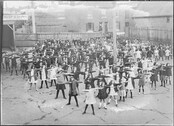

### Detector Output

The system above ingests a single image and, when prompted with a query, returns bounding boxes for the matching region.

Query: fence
[37,32,102,40]
[129,27,173,43]
[15,32,102,47]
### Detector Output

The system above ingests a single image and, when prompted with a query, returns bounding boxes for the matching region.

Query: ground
[1,58,173,125]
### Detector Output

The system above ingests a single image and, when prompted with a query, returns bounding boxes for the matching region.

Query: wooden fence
[129,27,173,43]
[15,32,102,47]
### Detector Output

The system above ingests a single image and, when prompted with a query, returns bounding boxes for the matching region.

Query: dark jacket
[69,80,78,96]
[150,69,158,81]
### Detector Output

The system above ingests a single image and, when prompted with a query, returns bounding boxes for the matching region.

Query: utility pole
[31,1,36,34]
[113,3,117,64]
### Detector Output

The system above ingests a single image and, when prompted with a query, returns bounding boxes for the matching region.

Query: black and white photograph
[1,1,173,125]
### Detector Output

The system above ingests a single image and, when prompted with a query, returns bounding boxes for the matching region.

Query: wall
[131,16,173,41]
[32,7,127,33]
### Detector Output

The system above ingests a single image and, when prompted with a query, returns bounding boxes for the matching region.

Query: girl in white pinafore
[29,65,38,91]
[142,59,148,73]
[82,84,96,115]
[146,60,154,83]
[119,72,127,102]
[125,74,134,98]
[136,49,142,60]
[49,65,58,87]
[40,65,49,89]
[115,72,120,84]
[107,78,119,107]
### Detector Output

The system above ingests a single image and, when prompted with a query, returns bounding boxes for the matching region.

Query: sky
[4,1,30,8]
[4,1,54,8]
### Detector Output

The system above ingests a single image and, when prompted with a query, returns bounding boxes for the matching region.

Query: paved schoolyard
[1,58,173,125]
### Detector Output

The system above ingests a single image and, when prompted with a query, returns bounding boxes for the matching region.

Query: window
[116,21,120,30]
[99,22,102,31]
[125,22,129,27]
[167,17,170,23]
[86,22,94,32]
[105,22,108,32]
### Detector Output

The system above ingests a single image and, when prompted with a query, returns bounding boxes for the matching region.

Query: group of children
[2,37,173,116]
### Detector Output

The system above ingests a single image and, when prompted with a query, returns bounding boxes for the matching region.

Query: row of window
[86,22,130,32]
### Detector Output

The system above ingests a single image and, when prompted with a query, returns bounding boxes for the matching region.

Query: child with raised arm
[82,84,96,115]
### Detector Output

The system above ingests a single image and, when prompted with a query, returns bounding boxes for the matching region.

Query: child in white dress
[125,73,134,98]
[119,72,127,102]
[40,64,49,89]
[82,84,96,115]
[49,65,58,87]
[29,65,38,91]
[107,78,119,107]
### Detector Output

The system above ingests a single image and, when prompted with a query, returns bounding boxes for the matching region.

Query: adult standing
[10,54,20,76]
[4,56,10,72]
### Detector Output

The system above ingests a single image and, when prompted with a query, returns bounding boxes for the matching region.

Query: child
[49,65,58,87]
[40,64,49,89]
[119,72,127,102]
[138,70,145,94]
[150,67,158,90]
[165,63,172,85]
[107,78,119,107]
[29,65,38,91]
[125,73,134,98]
[97,80,109,109]
[159,64,166,87]
[55,69,66,99]
[66,76,79,107]
[82,84,96,115]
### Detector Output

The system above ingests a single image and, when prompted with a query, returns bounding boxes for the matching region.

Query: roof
[132,15,172,19]
[134,1,173,17]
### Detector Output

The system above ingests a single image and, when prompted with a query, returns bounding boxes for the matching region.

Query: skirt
[30,77,37,84]
[109,91,118,96]
[119,90,126,97]
[126,80,134,90]
[97,89,108,100]
[109,87,118,96]
[85,90,96,104]
[56,84,66,90]
[138,79,145,87]
[50,74,57,80]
